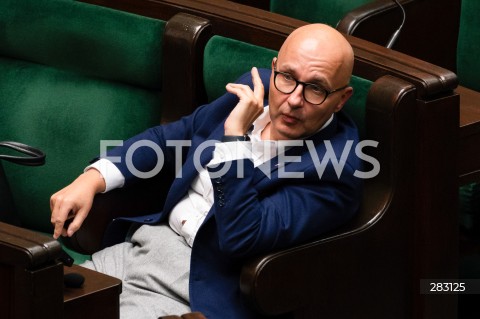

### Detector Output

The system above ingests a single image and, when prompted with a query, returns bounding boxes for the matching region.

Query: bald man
[51,24,362,319]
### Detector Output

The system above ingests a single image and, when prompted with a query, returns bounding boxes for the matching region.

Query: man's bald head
[278,24,354,88]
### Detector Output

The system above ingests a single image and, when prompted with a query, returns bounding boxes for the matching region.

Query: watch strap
[221,135,250,142]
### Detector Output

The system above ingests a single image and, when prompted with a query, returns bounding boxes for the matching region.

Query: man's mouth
[281,113,300,124]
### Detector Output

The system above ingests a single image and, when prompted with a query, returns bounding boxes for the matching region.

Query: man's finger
[52,209,67,239]
[66,208,88,237]
[51,200,73,239]
[251,67,264,103]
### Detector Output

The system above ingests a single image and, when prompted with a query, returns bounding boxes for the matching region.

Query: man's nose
[287,84,305,107]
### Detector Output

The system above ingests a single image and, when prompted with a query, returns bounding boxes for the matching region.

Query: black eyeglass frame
[273,60,349,105]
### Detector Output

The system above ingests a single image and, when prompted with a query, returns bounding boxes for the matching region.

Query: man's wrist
[82,168,107,194]
[221,134,250,142]
[85,158,125,192]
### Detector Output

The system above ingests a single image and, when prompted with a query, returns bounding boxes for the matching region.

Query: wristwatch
[221,134,250,142]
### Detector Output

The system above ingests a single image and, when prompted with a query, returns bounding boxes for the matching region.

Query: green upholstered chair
[0,0,166,263]
[270,0,372,27]
[456,0,479,92]
[202,35,371,137]
[457,0,480,243]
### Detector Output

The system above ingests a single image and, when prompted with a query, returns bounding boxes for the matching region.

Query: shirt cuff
[207,141,252,167]
[85,158,125,193]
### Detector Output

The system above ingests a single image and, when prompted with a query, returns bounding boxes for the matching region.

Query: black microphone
[58,248,86,288]
[64,272,85,288]
[386,0,406,49]
[58,248,75,267]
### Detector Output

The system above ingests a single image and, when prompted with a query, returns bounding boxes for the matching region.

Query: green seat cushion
[457,0,480,91]
[203,35,371,138]
[0,0,165,233]
[0,57,162,232]
[270,0,372,27]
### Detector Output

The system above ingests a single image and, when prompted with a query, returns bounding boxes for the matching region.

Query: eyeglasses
[273,60,348,105]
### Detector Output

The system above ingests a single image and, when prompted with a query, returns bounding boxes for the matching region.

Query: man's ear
[271,57,277,69]
[269,57,277,88]
[334,86,353,112]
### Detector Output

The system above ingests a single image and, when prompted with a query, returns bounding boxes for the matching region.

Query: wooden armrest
[0,221,62,268]
[64,265,122,319]
[240,227,366,315]
[337,0,413,36]
[239,75,418,316]
[0,222,64,317]
[0,221,123,318]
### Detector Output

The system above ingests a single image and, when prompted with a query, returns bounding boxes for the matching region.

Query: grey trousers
[81,223,192,319]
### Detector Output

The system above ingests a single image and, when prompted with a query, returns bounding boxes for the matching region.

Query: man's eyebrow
[303,75,331,89]
[308,77,329,87]
[279,64,331,88]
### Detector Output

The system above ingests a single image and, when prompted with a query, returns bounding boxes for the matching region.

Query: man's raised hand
[224,67,265,136]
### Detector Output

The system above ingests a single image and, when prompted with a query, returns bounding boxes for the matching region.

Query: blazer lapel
[253,114,339,184]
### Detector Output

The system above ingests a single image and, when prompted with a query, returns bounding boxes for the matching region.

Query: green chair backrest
[270,0,372,27]
[203,35,372,138]
[457,0,480,91]
[0,0,165,233]
[457,0,480,246]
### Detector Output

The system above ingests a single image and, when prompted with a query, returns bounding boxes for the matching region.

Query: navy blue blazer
[105,69,363,318]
